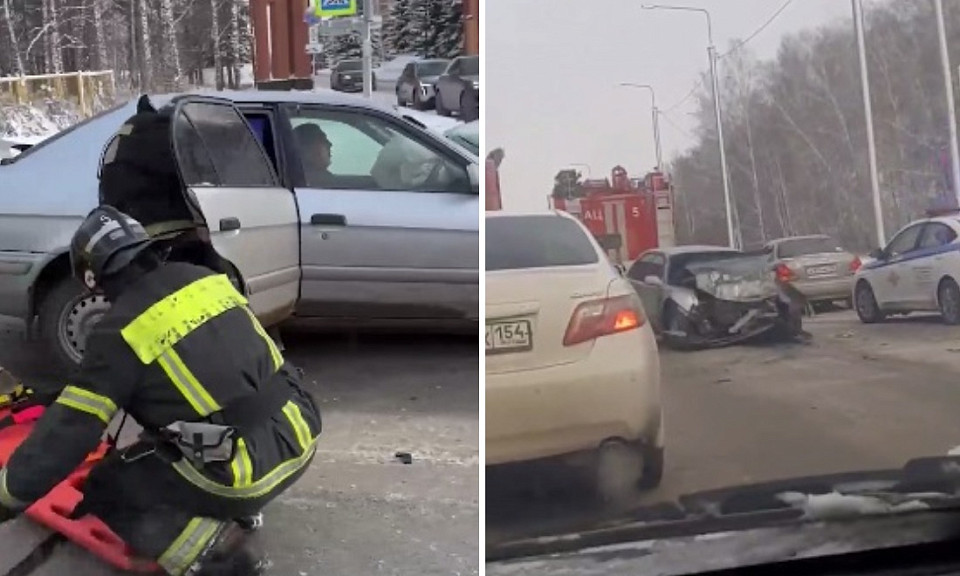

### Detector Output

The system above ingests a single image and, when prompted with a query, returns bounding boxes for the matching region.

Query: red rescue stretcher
[0,405,161,573]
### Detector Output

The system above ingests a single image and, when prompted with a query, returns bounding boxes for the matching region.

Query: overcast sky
[486,0,864,211]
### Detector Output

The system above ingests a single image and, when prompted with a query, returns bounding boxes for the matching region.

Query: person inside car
[293,123,334,187]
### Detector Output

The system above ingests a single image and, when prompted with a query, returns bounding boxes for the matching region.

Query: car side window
[285,107,471,193]
[628,253,665,281]
[918,223,957,249]
[174,101,278,188]
[885,224,924,257]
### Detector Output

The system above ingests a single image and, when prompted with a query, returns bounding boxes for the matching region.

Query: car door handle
[310,213,347,226]
[220,217,241,231]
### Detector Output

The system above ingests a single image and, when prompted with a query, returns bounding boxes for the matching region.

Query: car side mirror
[467,163,479,194]
[644,275,663,286]
[869,247,884,260]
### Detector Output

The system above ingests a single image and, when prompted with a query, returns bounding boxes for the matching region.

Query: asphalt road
[0,319,479,576]
[487,308,960,549]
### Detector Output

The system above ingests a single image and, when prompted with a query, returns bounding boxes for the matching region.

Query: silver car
[764,234,861,307]
[626,245,805,349]
[0,91,479,374]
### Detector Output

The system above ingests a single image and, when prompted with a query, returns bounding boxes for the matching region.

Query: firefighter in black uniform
[0,206,322,576]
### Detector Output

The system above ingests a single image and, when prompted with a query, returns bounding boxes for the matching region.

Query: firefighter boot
[185,523,268,576]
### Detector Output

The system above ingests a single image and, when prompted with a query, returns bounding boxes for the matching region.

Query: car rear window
[777,237,842,258]
[486,215,600,271]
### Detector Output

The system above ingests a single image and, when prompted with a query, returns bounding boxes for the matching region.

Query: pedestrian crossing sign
[313,0,357,17]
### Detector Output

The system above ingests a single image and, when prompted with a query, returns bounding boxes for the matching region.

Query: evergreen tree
[418,0,444,57]
[384,0,416,55]
[436,0,463,58]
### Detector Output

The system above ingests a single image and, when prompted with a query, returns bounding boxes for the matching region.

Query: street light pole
[852,0,884,247]
[935,0,960,207]
[361,0,374,98]
[641,4,737,249]
[619,82,663,168]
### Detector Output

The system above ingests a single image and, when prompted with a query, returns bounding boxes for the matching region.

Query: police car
[854,209,960,324]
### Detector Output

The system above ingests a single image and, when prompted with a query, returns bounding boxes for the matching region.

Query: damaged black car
[626,245,808,349]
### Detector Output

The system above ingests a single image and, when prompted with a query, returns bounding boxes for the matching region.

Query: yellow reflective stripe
[157,349,221,416]
[0,468,27,510]
[230,439,253,488]
[121,274,248,365]
[241,306,283,370]
[172,439,318,499]
[157,517,223,575]
[282,401,312,452]
[55,385,117,425]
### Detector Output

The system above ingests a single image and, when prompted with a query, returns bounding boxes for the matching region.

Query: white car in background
[485,210,664,502]
[854,212,960,324]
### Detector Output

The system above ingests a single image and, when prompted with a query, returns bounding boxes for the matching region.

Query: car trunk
[780,251,857,281]
[486,265,610,375]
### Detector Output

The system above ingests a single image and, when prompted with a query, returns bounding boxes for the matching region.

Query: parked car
[764,234,861,308]
[330,59,377,92]
[486,210,664,502]
[443,120,479,156]
[627,245,806,349]
[395,58,450,110]
[0,90,480,374]
[854,213,960,324]
[435,55,479,121]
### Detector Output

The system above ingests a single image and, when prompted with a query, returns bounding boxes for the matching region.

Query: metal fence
[0,70,117,117]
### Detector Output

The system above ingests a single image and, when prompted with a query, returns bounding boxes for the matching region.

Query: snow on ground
[0,100,79,142]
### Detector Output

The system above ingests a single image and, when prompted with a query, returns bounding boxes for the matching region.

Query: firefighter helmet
[70,206,154,291]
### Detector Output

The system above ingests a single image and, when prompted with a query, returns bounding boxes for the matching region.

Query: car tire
[435,89,450,116]
[939,278,960,325]
[660,303,692,349]
[593,441,643,505]
[460,90,479,122]
[638,446,664,490]
[854,280,885,324]
[396,88,404,107]
[39,277,111,377]
[412,88,423,110]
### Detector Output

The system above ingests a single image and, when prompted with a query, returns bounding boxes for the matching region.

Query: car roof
[767,234,831,245]
[658,245,738,256]
[148,89,396,111]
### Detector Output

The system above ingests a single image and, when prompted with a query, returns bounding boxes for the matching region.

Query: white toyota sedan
[485,210,664,501]
[854,212,960,324]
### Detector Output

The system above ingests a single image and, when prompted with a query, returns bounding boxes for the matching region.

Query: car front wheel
[39,277,111,376]
[854,280,885,324]
[939,278,960,325]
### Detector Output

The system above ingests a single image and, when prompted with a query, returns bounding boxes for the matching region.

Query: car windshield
[486,0,960,569]
[777,236,843,258]
[418,60,449,75]
[338,60,362,71]
[486,215,599,271]
[461,56,480,75]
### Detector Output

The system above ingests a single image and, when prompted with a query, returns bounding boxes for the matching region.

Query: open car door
[168,95,300,328]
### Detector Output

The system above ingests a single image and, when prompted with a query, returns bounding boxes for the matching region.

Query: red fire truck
[549,166,676,264]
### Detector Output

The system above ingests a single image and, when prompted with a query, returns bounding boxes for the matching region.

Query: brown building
[249,0,314,90]
[462,0,478,55]
[249,0,479,89]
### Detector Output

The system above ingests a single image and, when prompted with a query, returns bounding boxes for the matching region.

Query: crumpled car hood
[684,253,777,302]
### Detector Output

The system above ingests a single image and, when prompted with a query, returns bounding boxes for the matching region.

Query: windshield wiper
[487,455,960,563]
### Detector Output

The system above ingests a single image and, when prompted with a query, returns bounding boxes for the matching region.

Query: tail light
[775,263,795,283]
[563,294,645,346]
[850,256,862,272]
